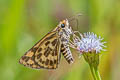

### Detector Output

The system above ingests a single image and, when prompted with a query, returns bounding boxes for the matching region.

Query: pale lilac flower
[73,32,106,54]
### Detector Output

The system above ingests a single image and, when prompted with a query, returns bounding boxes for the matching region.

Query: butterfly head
[58,19,73,36]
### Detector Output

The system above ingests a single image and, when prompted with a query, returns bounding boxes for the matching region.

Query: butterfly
[19,19,75,69]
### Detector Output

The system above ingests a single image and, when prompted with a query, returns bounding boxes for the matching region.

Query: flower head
[72,32,106,80]
[74,32,106,54]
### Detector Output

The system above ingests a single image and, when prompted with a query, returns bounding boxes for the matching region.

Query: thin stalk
[94,67,101,80]
[90,65,97,80]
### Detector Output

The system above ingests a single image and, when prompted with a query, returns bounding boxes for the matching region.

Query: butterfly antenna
[69,13,82,30]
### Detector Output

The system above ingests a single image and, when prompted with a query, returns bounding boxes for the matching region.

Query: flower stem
[94,67,101,80]
[90,65,97,80]
[89,65,101,80]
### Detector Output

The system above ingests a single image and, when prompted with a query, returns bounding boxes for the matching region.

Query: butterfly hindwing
[19,31,61,69]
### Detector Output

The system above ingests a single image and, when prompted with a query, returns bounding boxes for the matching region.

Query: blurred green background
[0,0,120,80]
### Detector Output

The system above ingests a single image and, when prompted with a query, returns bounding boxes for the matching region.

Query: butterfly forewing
[19,31,61,69]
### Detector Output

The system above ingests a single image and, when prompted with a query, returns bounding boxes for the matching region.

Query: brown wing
[19,31,61,69]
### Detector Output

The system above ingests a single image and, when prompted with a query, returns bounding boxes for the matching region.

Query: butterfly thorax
[53,19,74,64]
[57,19,74,64]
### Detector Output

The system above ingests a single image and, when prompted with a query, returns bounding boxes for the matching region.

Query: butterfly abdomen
[61,44,74,64]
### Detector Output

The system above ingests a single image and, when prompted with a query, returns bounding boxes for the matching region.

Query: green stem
[90,65,97,80]
[94,67,101,80]
[89,65,101,80]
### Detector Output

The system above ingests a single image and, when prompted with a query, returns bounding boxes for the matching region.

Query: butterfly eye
[61,24,65,28]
